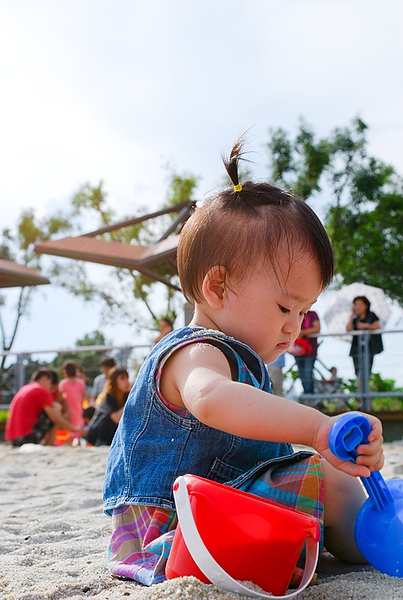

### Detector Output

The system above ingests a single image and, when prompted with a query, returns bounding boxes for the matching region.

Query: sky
[1,0,402,383]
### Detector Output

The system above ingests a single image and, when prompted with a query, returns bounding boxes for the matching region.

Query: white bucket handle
[173,475,319,599]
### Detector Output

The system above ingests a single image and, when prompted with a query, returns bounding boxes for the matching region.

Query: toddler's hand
[313,413,384,478]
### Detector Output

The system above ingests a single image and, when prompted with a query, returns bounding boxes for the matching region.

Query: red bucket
[166,475,320,598]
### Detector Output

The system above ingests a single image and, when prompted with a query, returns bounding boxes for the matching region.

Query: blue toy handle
[328,413,372,462]
[329,413,393,511]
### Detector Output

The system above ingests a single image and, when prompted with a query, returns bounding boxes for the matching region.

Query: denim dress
[103,327,324,585]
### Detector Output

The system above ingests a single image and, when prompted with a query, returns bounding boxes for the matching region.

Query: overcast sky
[1,1,402,382]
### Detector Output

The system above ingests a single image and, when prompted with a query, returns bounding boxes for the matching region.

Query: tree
[0,169,198,388]
[47,330,111,384]
[266,117,403,304]
[0,209,72,373]
[52,169,198,327]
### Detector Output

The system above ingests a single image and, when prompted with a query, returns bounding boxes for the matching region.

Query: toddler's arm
[161,342,384,478]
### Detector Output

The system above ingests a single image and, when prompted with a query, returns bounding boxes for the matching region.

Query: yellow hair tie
[233,183,242,192]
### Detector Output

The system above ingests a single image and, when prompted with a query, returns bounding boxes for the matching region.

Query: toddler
[103,139,384,586]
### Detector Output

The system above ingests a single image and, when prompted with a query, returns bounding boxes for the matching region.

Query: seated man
[5,369,84,447]
[89,356,116,405]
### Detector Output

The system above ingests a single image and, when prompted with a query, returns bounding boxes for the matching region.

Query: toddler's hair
[177,137,334,304]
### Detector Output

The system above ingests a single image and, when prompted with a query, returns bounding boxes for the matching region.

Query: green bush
[0,410,9,423]
[342,373,403,412]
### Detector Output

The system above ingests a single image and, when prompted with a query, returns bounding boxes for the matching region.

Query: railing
[288,329,403,412]
[1,329,402,413]
[0,343,154,409]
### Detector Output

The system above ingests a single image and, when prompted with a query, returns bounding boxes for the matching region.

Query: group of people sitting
[5,318,177,449]
[5,355,131,448]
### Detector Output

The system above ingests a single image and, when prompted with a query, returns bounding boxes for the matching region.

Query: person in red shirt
[5,369,84,447]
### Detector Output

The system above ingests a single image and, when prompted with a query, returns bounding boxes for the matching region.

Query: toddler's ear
[202,266,227,308]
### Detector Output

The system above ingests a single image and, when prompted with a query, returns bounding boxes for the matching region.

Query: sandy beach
[1,441,403,600]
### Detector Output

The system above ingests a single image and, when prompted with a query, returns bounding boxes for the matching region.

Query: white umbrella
[323,283,391,336]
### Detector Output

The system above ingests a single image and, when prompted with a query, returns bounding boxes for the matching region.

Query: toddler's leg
[321,458,367,563]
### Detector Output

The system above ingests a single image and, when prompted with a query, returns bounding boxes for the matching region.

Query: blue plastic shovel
[329,412,403,577]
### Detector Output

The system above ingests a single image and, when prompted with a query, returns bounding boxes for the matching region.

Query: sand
[1,441,403,600]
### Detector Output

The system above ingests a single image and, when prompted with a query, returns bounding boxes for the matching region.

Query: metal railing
[290,328,403,412]
[0,343,153,409]
[1,329,402,413]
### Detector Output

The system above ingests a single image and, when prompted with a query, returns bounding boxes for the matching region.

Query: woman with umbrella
[346,295,384,386]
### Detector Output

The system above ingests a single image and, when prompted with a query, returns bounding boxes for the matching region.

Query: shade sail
[0,258,50,288]
[34,235,179,270]
[34,201,196,291]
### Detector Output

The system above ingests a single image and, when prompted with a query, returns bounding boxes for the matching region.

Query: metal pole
[13,353,29,394]
[359,332,371,411]
[116,347,131,369]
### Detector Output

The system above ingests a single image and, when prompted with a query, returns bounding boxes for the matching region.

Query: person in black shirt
[346,295,383,384]
[86,367,131,446]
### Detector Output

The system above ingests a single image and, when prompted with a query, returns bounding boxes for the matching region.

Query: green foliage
[266,117,403,304]
[0,203,75,367]
[283,364,403,414]
[164,168,198,208]
[62,171,198,326]
[72,181,114,226]
[1,208,71,276]
[368,373,403,412]
[93,167,199,325]
[337,373,403,412]
[75,330,108,347]
[0,168,197,382]
[47,330,111,383]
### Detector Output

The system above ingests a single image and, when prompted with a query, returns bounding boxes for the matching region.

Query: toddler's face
[218,252,322,363]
